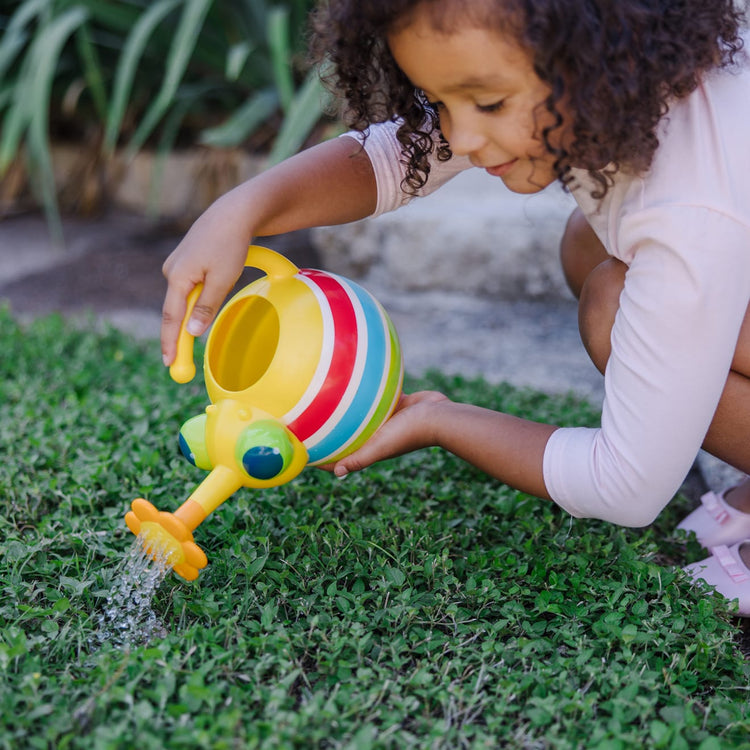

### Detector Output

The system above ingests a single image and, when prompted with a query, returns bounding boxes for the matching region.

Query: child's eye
[476,100,505,114]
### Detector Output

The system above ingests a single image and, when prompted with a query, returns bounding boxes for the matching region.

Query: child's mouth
[485,159,518,178]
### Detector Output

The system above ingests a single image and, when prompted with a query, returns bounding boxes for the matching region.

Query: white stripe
[303,276,368,450]
[282,274,335,424]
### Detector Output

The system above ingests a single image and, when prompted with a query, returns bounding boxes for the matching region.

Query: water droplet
[93,537,173,650]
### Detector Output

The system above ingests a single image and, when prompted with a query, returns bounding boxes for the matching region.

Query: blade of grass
[0,83,13,113]
[0,0,47,83]
[148,83,214,216]
[103,0,181,154]
[75,0,144,33]
[225,40,254,81]
[266,6,294,113]
[0,58,32,173]
[126,0,214,158]
[23,6,91,240]
[74,21,108,122]
[198,87,278,148]
[267,68,331,164]
[0,5,89,174]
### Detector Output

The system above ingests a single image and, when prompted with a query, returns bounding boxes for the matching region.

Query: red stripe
[286,270,358,440]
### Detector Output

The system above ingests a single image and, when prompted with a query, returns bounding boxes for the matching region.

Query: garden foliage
[0,0,327,232]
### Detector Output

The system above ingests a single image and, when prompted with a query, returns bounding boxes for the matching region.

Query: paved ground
[0,208,737,497]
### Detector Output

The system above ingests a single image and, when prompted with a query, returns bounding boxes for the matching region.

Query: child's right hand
[160,136,379,367]
[160,193,253,366]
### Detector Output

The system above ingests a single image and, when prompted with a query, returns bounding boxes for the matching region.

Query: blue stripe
[306,277,388,464]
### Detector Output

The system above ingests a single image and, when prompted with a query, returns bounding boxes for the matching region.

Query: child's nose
[443,111,488,158]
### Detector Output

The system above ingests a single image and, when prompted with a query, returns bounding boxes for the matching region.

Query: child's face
[388,9,567,194]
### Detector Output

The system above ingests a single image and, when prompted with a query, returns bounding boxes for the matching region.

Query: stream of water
[95,539,171,650]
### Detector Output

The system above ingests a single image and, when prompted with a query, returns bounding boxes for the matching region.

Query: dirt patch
[0,210,318,317]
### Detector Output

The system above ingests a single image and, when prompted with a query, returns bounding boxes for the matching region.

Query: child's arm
[161,135,377,365]
[331,390,557,500]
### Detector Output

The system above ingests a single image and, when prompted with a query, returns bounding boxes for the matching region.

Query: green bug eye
[179,414,213,471]
[236,421,293,480]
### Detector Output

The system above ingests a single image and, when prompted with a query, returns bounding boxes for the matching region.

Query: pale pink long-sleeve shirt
[345,51,750,526]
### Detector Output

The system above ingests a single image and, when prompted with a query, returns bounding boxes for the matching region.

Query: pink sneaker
[676,489,750,548]
[683,541,750,617]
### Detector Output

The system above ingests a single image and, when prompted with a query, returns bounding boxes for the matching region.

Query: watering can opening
[207,295,280,393]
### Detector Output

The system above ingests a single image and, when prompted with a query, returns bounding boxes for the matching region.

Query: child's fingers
[160,279,192,366]
[331,449,371,479]
[162,269,241,366]
[331,425,406,478]
[183,276,226,337]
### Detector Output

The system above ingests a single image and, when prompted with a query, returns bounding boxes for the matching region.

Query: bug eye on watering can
[235,420,294,480]
[178,414,213,471]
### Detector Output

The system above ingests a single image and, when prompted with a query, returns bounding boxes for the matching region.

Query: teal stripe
[307,278,396,464]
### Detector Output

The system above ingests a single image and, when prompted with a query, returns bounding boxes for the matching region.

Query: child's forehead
[388,18,541,94]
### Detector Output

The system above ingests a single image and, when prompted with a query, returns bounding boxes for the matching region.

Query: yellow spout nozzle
[125,498,208,581]
[179,464,245,520]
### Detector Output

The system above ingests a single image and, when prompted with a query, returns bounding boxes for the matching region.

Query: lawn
[1,307,749,749]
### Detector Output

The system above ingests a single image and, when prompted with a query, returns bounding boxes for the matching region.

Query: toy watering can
[125,245,404,580]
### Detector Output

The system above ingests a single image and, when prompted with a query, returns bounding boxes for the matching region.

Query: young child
[160,0,750,614]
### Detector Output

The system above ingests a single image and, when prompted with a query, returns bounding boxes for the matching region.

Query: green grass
[1,305,749,749]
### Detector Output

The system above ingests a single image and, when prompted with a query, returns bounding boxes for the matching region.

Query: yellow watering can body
[125,246,404,580]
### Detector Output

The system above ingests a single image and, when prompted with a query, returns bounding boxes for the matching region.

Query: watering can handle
[169,245,300,384]
[169,285,201,383]
[245,244,299,278]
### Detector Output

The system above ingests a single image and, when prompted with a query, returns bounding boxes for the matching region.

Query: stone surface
[312,168,578,300]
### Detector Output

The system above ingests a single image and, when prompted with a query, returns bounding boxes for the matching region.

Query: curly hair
[310,0,746,198]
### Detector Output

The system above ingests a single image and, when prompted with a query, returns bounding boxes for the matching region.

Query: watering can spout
[176,464,245,527]
[125,466,244,580]
[125,498,208,581]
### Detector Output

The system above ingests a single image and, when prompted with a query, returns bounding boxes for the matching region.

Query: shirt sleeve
[543,206,750,526]
[341,122,473,217]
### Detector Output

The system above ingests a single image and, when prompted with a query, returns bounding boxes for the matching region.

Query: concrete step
[312,168,577,301]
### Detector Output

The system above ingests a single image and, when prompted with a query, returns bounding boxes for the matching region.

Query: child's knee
[578,258,627,373]
[559,208,609,299]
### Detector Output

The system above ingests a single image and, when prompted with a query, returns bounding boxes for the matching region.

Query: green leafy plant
[0,0,330,235]
[1,306,749,748]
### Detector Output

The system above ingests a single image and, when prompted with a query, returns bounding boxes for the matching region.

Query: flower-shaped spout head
[125,498,208,581]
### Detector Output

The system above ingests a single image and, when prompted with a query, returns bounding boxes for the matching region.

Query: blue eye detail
[235,420,294,481]
[241,445,284,480]
[179,432,196,466]
[178,414,213,471]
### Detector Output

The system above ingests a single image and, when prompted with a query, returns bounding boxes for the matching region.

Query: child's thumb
[185,281,226,336]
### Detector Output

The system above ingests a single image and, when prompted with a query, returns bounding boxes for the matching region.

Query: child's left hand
[326,390,450,478]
